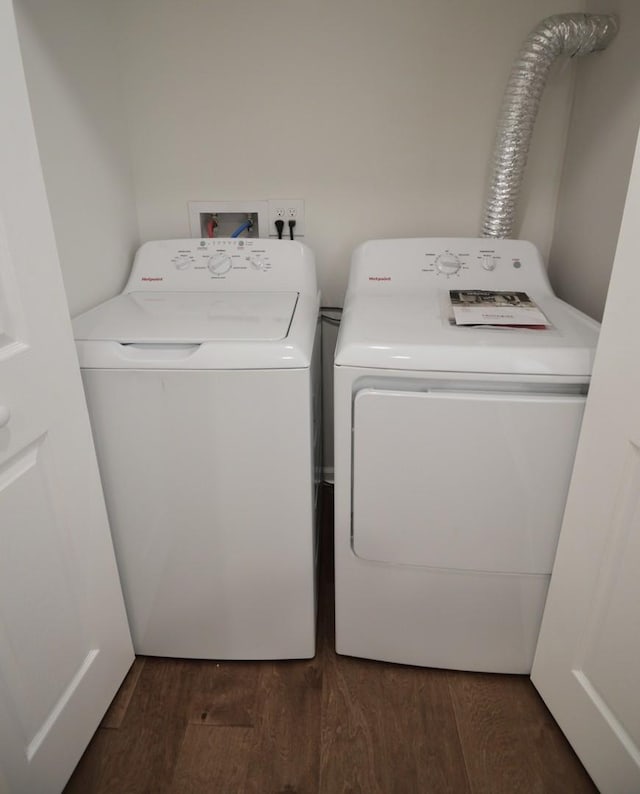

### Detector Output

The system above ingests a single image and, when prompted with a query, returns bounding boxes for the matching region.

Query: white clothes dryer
[74,238,321,660]
[334,238,599,673]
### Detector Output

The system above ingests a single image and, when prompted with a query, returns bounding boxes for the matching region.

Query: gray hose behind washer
[481,12,618,240]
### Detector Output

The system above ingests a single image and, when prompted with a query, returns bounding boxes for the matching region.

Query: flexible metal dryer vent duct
[482,12,618,239]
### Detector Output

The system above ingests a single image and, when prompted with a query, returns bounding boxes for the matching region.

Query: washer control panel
[125,238,316,293]
[166,238,275,276]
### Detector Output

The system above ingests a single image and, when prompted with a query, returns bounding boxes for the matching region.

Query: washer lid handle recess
[117,343,201,361]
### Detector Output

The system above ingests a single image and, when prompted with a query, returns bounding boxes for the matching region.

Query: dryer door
[352,387,585,575]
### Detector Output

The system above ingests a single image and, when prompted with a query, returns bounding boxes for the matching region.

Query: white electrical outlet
[268,199,305,237]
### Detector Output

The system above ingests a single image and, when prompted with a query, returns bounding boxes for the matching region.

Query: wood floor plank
[319,653,471,794]
[170,725,253,793]
[66,658,147,790]
[64,657,195,794]
[100,657,146,729]
[448,670,598,794]
[63,727,113,794]
[186,659,261,727]
[243,656,324,794]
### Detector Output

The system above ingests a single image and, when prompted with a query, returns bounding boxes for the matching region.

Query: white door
[531,128,640,791]
[0,2,134,793]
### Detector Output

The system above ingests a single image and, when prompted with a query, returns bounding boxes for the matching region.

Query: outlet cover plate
[267,199,305,237]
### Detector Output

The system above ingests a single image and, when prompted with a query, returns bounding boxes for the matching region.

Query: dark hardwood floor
[65,487,597,793]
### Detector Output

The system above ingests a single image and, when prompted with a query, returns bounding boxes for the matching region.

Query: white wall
[549,0,640,321]
[116,0,582,307]
[19,0,606,476]
[14,0,139,317]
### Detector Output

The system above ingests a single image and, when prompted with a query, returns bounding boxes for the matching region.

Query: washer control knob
[482,255,497,271]
[248,254,266,271]
[435,252,461,275]
[173,254,192,270]
[208,253,232,275]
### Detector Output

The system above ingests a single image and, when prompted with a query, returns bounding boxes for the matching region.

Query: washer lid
[73,291,298,343]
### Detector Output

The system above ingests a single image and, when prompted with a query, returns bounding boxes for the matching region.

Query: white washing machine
[74,238,321,660]
[334,237,599,673]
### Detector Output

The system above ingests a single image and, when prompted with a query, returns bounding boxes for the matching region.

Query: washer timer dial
[435,252,461,275]
[208,253,232,275]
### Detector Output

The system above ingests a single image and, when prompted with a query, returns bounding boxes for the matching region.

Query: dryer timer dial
[435,252,461,275]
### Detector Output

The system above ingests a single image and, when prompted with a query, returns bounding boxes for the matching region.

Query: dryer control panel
[348,237,554,296]
[124,238,317,294]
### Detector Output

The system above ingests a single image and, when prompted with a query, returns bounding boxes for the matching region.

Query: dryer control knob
[208,253,232,275]
[436,252,461,275]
